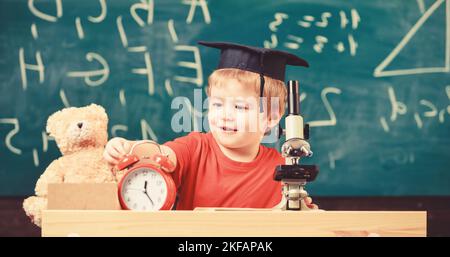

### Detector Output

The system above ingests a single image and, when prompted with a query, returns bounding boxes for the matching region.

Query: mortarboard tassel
[259,73,265,113]
[259,52,265,113]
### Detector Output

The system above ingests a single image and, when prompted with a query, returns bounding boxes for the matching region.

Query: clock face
[120,167,168,211]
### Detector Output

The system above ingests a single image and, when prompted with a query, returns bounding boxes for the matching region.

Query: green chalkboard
[1,0,449,196]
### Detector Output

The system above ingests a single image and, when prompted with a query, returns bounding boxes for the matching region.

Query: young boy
[103,41,317,210]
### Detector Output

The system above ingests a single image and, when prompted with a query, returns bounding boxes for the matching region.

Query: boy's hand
[305,197,319,210]
[103,137,133,166]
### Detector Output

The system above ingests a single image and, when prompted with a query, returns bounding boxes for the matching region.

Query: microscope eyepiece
[287,80,299,115]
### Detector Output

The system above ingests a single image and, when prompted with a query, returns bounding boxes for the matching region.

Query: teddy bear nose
[77,122,83,129]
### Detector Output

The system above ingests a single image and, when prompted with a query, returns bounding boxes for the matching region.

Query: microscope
[273,80,319,211]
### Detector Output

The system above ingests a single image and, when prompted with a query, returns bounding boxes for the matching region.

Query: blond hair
[206,68,286,120]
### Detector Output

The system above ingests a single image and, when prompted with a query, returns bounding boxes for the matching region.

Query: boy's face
[208,79,270,149]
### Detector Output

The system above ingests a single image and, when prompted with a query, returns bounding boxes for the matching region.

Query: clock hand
[144,191,154,206]
[143,181,154,206]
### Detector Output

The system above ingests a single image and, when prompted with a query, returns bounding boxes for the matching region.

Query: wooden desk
[41,210,426,237]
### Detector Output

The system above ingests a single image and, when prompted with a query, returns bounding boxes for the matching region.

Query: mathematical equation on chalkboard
[263,9,360,56]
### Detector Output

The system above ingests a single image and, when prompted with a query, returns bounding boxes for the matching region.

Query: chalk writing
[264,8,360,56]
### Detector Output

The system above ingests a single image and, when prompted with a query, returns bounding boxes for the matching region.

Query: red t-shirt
[163,132,284,210]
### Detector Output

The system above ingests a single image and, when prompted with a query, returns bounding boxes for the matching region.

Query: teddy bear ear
[92,103,106,113]
[46,110,63,137]
[88,103,108,121]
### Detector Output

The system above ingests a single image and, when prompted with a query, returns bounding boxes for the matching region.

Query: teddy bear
[23,103,117,227]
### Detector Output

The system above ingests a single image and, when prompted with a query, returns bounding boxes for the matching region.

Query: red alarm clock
[117,141,176,211]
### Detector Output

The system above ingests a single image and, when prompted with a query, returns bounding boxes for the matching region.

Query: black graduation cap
[198,41,309,112]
